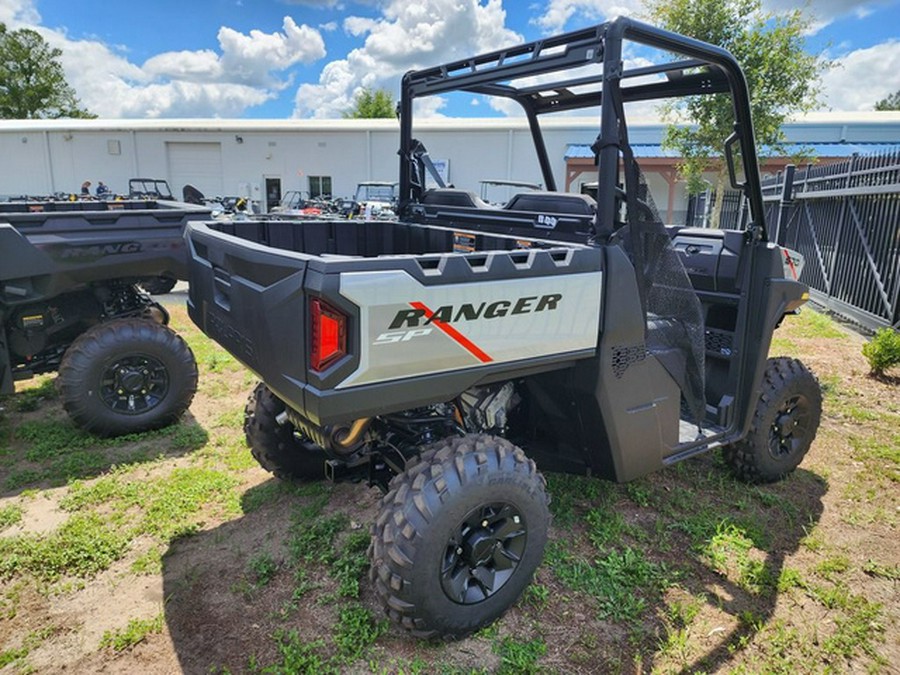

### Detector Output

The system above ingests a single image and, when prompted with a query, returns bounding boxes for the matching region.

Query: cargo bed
[186,218,604,425]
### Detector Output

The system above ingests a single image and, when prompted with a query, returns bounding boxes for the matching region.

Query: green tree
[0,23,94,119]
[874,90,900,111]
[646,0,829,222]
[342,87,396,119]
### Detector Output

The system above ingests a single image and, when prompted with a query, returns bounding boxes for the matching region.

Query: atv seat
[503,192,596,216]
[421,189,495,210]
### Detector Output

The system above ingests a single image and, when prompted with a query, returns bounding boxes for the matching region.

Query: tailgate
[186,220,311,409]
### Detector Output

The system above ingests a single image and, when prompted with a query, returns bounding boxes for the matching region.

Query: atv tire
[723,357,822,483]
[58,318,198,436]
[139,276,177,295]
[370,434,550,639]
[243,382,326,481]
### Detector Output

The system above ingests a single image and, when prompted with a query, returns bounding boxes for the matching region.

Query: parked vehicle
[129,178,174,200]
[349,181,398,219]
[0,198,210,435]
[186,17,821,639]
[269,191,324,218]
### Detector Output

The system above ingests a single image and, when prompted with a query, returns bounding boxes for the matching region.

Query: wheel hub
[464,531,501,567]
[769,394,810,459]
[119,369,147,393]
[441,502,527,605]
[100,355,169,415]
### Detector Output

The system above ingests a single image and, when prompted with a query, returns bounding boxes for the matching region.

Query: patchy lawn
[0,304,896,674]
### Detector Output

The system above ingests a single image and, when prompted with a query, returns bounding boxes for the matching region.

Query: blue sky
[1,0,898,118]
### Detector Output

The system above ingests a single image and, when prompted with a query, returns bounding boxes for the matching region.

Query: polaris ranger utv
[186,17,822,639]
[1,198,209,436]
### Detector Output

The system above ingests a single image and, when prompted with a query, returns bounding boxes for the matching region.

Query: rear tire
[723,357,822,483]
[58,319,198,436]
[370,434,550,639]
[243,382,326,481]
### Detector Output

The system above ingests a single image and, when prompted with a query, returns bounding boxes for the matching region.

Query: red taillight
[310,298,347,371]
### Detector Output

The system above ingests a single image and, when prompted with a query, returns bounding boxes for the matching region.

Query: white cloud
[0,0,39,25]
[762,0,894,32]
[216,17,325,85]
[293,0,522,118]
[4,3,325,118]
[533,0,643,34]
[821,40,900,111]
[140,17,324,89]
[533,0,893,37]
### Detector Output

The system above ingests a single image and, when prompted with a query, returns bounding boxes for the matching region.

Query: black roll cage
[398,16,767,241]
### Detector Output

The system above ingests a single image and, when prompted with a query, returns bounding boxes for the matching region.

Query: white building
[1,112,897,221]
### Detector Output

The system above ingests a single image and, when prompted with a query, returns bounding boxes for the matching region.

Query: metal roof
[564,142,900,160]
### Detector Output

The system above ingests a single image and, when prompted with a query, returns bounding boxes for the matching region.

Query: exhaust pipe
[330,418,372,454]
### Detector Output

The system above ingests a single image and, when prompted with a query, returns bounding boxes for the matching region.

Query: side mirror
[724,132,747,190]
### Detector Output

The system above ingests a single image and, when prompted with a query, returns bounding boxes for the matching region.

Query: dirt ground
[0,299,897,674]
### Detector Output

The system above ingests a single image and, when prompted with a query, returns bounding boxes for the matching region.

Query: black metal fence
[686,150,900,330]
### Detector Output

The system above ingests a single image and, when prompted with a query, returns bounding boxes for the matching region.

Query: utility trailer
[186,17,822,639]
[0,198,210,435]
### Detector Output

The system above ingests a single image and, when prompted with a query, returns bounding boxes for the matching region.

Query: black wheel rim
[440,502,527,605]
[768,393,812,460]
[99,354,169,415]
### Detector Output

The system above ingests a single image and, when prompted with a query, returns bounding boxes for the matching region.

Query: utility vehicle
[1,198,209,435]
[128,178,175,200]
[186,17,822,639]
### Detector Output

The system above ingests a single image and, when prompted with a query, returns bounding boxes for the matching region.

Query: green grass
[247,550,278,587]
[331,531,371,598]
[790,308,847,340]
[62,465,240,542]
[821,594,886,665]
[9,377,57,412]
[260,633,331,674]
[0,503,23,530]
[544,473,610,528]
[131,546,163,575]
[547,542,671,623]
[333,605,388,663]
[99,613,164,651]
[702,521,775,595]
[494,636,547,674]
[0,626,55,669]
[3,418,209,491]
[241,481,297,513]
[863,559,900,581]
[0,513,131,581]
[287,510,348,565]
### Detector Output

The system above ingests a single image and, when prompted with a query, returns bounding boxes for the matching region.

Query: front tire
[58,319,198,436]
[723,357,822,483]
[243,382,326,481]
[370,434,550,639]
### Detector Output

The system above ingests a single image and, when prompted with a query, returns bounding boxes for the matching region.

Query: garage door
[165,142,223,199]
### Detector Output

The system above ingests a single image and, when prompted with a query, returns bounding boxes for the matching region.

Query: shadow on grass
[0,386,209,497]
[159,458,827,675]
[162,478,365,675]
[537,457,827,673]
[647,466,827,674]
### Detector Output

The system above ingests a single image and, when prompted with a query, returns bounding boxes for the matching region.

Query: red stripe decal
[784,250,798,281]
[410,301,493,363]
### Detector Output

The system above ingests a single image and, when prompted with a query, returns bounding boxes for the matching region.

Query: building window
[309,175,332,198]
